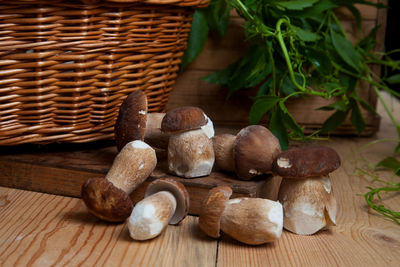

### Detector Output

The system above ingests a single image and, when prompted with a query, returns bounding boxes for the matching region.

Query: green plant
[182,0,400,225]
[182,0,400,151]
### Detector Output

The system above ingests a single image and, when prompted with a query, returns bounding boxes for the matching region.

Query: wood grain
[216,92,400,267]
[0,94,399,267]
[0,142,281,215]
[0,187,217,267]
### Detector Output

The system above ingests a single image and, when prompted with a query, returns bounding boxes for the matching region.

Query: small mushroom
[114,90,170,150]
[128,178,189,240]
[274,146,340,235]
[161,106,215,178]
[212,125,281,180]
[199,186,283,245]
[114,91,148,151]
[81,140,157,222]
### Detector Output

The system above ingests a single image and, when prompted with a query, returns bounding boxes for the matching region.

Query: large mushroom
[212,125,281,180]
[128,178,189,240]
[199,186,283,245]
[273,146,340,235]
[81,140,157,222]
[161,106,215,178]
[114,90,170,150]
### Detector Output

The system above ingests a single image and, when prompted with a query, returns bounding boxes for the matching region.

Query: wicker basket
[0,0,208,145]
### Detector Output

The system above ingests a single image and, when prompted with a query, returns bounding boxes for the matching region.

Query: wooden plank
[0,142,281,215]
[0,187,217,267]
[216,92,400,266]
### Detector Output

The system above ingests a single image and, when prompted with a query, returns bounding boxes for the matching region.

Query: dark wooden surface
[0,140,281,215]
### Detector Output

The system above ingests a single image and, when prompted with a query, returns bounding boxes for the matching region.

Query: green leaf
[386,74,400,84]
[338,73,357,93]
[395,143,400,153]
[202,64,234,85]
[353,95,378,115]
[330,30,363,73]
[226,45,271,95]
[350,99,365,134]
[293,26,320,42]
[318,100,348,112]
[277,0,319,10]
[204,0,231,37]
[281,73,304,96]
[345,5,362,29]
[280,102,304,137]
[376,157,400,176]
[306,47,333,75]
[270,108,289,151]
[249,96,280,124]
[358,25,379,51]
[256,79,273,97]
[320,110,349,133]
[294,0,337,18]
[180,10,209,71]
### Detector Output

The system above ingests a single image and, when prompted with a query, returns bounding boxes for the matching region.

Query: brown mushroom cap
[81,177,133,222]
[198,186,233,238]
[161,106,208,134]
[114,90,148,151]
[272,146,341,178]
[233,125,281,180]
[144,178,190,225]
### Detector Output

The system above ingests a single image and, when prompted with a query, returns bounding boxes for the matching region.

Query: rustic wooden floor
[1,93,400,266]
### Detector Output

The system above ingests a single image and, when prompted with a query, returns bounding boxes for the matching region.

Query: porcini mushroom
[114,90,170,150]
[128,178,189,240]
[273,146,340,235]
[199,186,283,245]
[212,125,281,180]
[161,106,215,178]
[81,140,157,222]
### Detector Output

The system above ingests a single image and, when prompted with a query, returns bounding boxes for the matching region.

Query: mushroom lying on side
[128,178,189,240]
[81,140,157,222]
[212,125,281,180]
[161,106,215,178]
[273,146,340,235]
[199,186,283,245]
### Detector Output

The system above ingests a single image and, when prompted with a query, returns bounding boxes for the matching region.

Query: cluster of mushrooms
[81,90,341,245]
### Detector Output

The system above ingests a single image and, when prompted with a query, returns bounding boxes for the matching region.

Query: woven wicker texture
[0,0,208,145]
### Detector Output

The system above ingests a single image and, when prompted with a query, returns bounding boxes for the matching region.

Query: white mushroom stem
[145,113,170,149]
[105,140,156,194]
[168,129,215,178]
[128,191,177,241]
[220,198,283,245]
[212,134,236,172]
[201,114,215,138]
[278,176,337,235]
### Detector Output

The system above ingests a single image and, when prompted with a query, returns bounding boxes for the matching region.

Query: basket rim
[77,0,210,8]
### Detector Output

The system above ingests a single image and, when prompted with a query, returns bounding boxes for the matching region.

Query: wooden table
[1,94,400,266]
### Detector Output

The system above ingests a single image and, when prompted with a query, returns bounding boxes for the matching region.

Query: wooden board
[169,1,387,135]
[0,140,281,215]
[0,187,217,267]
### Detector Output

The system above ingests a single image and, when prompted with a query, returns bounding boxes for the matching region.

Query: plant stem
[365,184,400,225]
[267,45,276,92]
[275,18,329,98]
